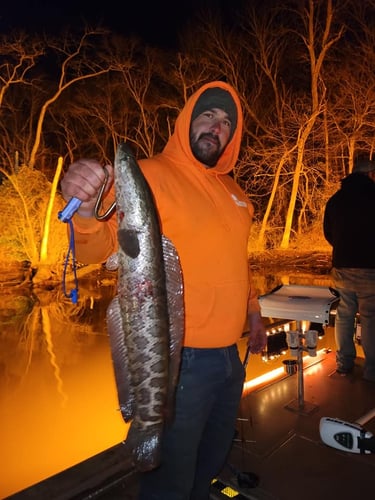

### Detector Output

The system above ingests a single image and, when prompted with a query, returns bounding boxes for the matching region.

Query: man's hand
[61,159,114,218]
[247,311,267,354]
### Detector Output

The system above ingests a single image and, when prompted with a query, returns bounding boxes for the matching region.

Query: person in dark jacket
[323,157,375,381]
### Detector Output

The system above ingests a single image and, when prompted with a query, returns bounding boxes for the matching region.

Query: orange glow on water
[0,304,128,499]
[0,297,339,498]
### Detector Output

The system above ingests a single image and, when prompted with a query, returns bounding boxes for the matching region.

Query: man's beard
[190,132,222,167]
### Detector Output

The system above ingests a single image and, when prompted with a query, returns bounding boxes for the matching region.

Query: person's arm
[247,267,267,354]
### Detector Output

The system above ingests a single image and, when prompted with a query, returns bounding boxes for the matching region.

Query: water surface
[0,269,334,498]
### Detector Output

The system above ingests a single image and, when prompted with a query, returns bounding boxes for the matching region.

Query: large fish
[106,142,184,471]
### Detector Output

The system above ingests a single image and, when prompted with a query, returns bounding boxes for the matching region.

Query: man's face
[190,108,233,168]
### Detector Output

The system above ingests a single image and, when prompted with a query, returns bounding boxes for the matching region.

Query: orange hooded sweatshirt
[71,81,260,348]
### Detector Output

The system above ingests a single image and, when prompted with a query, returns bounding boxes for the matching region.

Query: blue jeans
[138,344,245,500]
[332,268,375,380]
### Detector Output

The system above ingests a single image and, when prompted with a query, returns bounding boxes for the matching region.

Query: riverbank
[250,250,331,273]
[0,250,332,288]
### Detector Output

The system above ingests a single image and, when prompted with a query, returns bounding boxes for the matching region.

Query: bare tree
[325,1,375,174]
[279,0,343,248]
[0,32,43,108]
[0,164,66,267]
[28,27,115,169]
[0,32,44,170]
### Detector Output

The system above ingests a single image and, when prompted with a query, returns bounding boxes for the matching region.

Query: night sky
[1,0,245,49]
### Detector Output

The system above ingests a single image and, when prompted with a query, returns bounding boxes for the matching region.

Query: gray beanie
[353,158,375,173]
[191,88,237,139]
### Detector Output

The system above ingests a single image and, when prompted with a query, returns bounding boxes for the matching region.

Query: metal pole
[356,408,375,426]
[296,321,304,409]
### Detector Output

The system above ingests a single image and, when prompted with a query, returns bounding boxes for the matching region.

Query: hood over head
[352,157,375,174]
[162,81,243,175]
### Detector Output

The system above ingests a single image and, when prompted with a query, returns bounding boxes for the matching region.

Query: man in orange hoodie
[61,81,266,499]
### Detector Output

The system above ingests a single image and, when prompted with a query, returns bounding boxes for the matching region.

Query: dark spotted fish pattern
[106,142,184,471]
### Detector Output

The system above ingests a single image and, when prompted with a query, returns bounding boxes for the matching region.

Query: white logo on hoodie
[231,194,247,207]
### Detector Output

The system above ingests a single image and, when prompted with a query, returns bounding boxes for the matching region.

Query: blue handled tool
[58,197,82,222]
[58,198,83,304]
[58,166,115,304]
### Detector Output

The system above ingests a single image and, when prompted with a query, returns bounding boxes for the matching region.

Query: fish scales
[106,295,135,422]
[106,142,184,472]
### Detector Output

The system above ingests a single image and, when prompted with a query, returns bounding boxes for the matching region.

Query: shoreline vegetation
[1,251,333,329]
[1,1,373,278]
[250,250,332,273]
[0,250,332,289]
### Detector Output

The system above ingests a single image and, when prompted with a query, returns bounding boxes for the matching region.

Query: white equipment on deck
[320,409,375,454]
[259,284,338,324]
[259,285,339,414]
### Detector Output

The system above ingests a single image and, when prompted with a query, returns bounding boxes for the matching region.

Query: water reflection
[0,280,129,498]
[0,269,333,498]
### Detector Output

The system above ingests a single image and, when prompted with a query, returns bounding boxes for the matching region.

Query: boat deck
[8,350,375,500]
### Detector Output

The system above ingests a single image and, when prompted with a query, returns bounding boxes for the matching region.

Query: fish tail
[124,422,163,472]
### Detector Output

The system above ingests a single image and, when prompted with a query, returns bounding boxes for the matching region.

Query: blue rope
[61,218,79,304]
